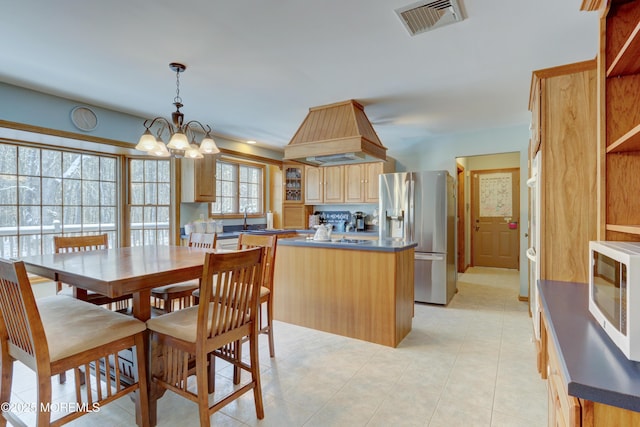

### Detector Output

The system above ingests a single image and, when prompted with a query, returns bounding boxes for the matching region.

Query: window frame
[210,158,266,219]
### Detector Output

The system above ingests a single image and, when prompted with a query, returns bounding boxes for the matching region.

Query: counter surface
[277,237,417,252]
[539,280,640,412]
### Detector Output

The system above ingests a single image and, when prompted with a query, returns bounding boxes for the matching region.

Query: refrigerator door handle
[415,253,445,261]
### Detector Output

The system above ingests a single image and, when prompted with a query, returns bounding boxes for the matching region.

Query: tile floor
[10,266,548,426]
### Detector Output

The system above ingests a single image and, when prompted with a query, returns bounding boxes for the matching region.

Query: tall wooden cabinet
[529,61,598,284]
[282,162,311,229]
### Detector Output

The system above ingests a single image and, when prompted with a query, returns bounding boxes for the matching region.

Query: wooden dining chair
[193,233,278,357]
[146,248,265,427]
[150,232,217,313]
[54,234,132,312]
[0,258,150,427]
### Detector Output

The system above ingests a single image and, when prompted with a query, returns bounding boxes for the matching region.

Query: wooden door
[305,166,323,204]
[323,166,344,203]
[364,162,382,203]
[344,164,364,203]
[457,163,466,273]
[471,168,520,269]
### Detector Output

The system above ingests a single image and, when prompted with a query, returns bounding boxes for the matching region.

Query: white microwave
[589,241,640,361]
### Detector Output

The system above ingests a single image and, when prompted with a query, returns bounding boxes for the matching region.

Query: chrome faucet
[243,209,248,230]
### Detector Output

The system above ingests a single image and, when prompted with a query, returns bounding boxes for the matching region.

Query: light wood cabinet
[307,160,395,205]
[529,61,597,284]
[304,166,323,204]
[323,166,344,203]
[344,161,396,203]
[181,156,216,203]
[283,163,304,204]
[282,204,311,229]
[596,0,640,241]
[304,165,343,203]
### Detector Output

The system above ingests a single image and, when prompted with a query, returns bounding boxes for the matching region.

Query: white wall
[387,125,530,298]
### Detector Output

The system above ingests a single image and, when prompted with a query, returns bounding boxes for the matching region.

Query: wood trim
[532,59,597,81]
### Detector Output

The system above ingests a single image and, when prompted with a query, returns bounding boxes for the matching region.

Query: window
[211,160,264,215]
[0,143,118,257]
[129,159,171,246]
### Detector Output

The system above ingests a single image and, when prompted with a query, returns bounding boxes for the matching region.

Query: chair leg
[207,353,216,394]
[266,297,275,358]
[0,346,13,427]
[36,374,53,426]
[233,340,242,385]
[249,329,264,419]
[133,334,150,427]
[196,351,211,427]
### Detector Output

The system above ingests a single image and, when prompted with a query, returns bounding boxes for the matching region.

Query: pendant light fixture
[135,62,220,158]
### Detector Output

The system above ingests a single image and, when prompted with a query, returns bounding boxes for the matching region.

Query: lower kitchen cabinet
[282,204,311,229]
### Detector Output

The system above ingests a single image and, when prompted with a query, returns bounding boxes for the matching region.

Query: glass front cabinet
[284,163,304,203]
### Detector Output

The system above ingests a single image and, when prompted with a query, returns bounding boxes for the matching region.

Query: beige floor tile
[6,266,547,426]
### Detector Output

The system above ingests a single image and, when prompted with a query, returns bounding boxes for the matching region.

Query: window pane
[101,207,116,230]
[19,206,40,230]
[131,159,144,182]
[82,181,99,206]
[63,180,81,205]
[131,183,144,205]
[0,146,17,174]
[0,175,17,204]
[101,157,116,182]
[63,152,82,179]
[130,206,143,225]
[42,178,62,205]
[42,150,61,177]
[144,160,157,182]
[158,183,170,205]
[145,183,157,205]
[19,176,41,205]
[101,181,116,205]
[82,155,99,180]
[157,161,170,182]
[18,147,40,176]
[0,206,17,227]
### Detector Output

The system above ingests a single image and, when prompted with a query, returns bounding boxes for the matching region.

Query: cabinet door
[283,205,310,229]
[364,162,383,203]
[182,156,216,203]
[283,163,304,204]
[305,166,323,204]
[324,166,344,203]
[344,164,364,203]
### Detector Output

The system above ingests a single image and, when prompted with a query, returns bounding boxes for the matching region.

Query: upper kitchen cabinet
[304,165,323,204]
[304,165,344,204]
[283,162,304,204]
[598,0,640,240]
[344,161,396,204]
[530,60,597,284]
[181,156,216,203]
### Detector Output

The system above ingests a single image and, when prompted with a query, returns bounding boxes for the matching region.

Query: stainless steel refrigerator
[379,170,457,304]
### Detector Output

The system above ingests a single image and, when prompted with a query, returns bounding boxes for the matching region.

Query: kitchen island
[273,237,416,347]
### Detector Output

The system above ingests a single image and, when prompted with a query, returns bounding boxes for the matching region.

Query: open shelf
[605,224,640,236]
[606,123,640,153]
[607,20,640,77]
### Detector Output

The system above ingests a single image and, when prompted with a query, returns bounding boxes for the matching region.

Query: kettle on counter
[312,224,333,241]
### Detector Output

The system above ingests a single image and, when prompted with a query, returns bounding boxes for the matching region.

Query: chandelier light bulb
[167,130,190,151]
[135,129,158,152]
[200,135,220,154]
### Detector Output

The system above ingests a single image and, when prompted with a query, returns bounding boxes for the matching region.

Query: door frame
[456,163,466,273]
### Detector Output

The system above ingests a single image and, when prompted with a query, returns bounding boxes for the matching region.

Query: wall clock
[70,106,98,131]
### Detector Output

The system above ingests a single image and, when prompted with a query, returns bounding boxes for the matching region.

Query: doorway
[456,153,520,272]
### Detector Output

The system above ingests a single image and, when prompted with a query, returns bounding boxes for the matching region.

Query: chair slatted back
[54,234,108,253]
[197,248,264,340]
[237,234,276,291]
[0,258,48,365]
[188,232,217,249]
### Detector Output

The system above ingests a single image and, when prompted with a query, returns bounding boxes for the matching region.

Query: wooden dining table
[21,244,215,426]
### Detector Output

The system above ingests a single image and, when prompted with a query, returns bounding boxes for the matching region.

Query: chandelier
[135,62,219,158]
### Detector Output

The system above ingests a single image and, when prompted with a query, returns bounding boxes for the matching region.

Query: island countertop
[277,237,417,252]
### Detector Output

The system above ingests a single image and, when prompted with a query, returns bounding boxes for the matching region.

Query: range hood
[283,99,387,166]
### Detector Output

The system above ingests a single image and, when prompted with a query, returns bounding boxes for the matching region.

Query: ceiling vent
[395,0,464,36]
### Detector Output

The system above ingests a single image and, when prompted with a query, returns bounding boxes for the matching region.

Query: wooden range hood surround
[283,99,387,165]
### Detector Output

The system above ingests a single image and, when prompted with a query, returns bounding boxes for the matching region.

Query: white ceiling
[0,1,598,154]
